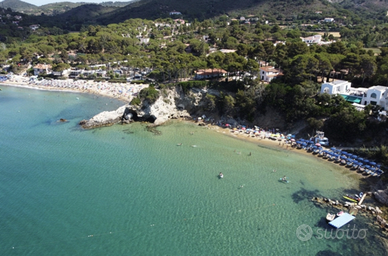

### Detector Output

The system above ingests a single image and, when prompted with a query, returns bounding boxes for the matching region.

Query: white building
[169,11,182,16]
[259,66,282,82]
[320,80,351,95]
[33,64,52,76]
[324,18,334,22]
[301,35,321,45]
[320,81,388,110]
[362,86,388,109]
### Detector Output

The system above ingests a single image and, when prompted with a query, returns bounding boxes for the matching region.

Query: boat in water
[279,177,289,183]
[219,172,223,179]
[326,213,336,222]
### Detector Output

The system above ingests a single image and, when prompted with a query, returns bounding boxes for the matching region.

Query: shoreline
[0,76,149,103]
[201,121,376,181]
[2,78,375,181]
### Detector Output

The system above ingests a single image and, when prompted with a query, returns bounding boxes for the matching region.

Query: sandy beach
[0,75,149,103]
[204,122,372,179]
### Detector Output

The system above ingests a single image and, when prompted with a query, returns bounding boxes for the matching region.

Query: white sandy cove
[1,75,149,102]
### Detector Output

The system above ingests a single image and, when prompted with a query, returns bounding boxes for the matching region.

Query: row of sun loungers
[295,139,384,177]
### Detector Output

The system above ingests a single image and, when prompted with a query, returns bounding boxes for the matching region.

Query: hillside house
[169,11,182,16]
[324,18,334,22]
[33,64,52,76]
[320,80,351,95]
[140,38,150,44]
[69,69,82,78]
[259,66,282,82]
[301,35,322,45]
[194,69,227,80]
[52,70,69,77]
[29,24,39,31]
[219,49,236,54]
[320,81,388,110]
[362,86,388,109]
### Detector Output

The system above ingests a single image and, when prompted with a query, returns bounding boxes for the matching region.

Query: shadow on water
[291,188,320,204]
[257,144,283,152]
[123,129,134,135]
[316,250,342,256]
[145,125,161,135]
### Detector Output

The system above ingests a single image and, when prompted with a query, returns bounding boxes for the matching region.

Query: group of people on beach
[7,75,147,101]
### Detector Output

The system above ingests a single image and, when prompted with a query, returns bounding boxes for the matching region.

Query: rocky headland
[79,86,288,130]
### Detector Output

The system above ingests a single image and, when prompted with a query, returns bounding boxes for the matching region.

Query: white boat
[326,213,336,221]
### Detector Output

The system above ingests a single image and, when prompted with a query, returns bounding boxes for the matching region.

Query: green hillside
[0,0,36,10]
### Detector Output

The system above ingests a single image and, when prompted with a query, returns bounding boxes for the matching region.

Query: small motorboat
[219,172,224,179]
[336,211,344,217]
[279,177,289,183]
[326,213,336,222]
[343,195,359,203]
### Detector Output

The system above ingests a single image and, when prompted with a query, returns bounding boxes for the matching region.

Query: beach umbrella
[341,152,349,156]
[363,159,370,164]
[330,147,336,151]
[291,139,295,142]
[357,157,364,162]
[315,143,321,147]
[225,124,230,127]
[340,155,347,159]
[365,165,371,169]
[370,161,377,166]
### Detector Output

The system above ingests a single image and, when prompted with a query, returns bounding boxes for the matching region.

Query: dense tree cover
[2,13,388,146]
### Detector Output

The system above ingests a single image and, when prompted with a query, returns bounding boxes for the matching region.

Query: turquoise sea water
[0,86,386,255]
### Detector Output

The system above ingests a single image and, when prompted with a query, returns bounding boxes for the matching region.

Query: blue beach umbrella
[370,162,377,166]
[363,160,370,164]
[357,157,364,162]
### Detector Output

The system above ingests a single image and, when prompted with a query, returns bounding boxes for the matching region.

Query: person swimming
[282,175,287,181]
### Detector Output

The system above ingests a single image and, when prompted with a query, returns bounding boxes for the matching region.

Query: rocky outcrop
[374,189,388,206]
[130,88,192,125]
[79,105,127,129]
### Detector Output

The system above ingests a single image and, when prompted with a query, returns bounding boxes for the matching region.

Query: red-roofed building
[260,66,282,82]
[194,69,227,80]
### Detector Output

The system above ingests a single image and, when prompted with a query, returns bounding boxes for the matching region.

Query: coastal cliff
[79,87,198,128]
[79,86,287,129]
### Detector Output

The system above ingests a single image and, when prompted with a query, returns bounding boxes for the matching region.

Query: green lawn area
[364,48,381,55]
